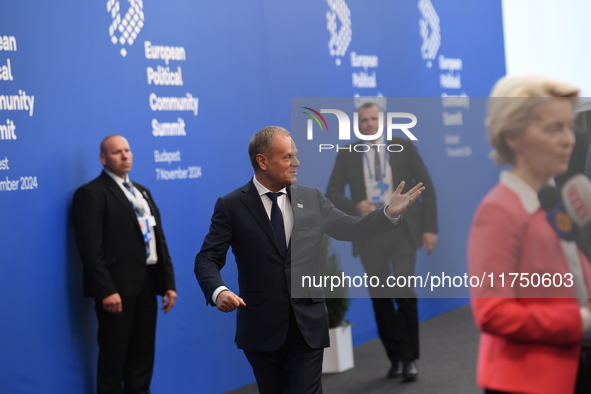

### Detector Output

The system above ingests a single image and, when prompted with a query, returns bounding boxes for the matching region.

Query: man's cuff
[212,286,229,306]
[383,205,401,225]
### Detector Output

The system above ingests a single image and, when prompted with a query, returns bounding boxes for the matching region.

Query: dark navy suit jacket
[195,179,395,352]
[73,171,176,299]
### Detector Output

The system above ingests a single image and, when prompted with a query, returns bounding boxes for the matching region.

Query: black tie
[266,192,287,255]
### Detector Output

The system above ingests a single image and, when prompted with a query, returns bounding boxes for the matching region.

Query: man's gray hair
[248,126,290,171]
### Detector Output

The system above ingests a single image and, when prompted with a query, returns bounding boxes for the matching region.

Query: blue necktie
[123,181,150,258]
[374,150,386,209]
[266,192,287,255]
[374,149,383,182]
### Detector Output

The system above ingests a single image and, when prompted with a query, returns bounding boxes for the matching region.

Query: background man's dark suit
[326,137,438,373]
[73,171,176,299]
[73,169,176,393]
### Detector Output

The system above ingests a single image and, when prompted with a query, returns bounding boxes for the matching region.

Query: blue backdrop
[0,1,505,393]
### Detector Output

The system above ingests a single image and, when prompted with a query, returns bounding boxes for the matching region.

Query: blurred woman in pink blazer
[468,75,591,394]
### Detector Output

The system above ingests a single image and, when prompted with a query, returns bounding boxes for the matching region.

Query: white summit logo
[326,0,352,66]
[418,0,440,68]
[107,0,145,57]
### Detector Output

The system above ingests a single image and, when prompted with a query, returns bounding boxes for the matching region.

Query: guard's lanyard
[363,147,388,180]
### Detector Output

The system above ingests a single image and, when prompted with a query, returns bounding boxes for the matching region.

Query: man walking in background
[326,102,438,381]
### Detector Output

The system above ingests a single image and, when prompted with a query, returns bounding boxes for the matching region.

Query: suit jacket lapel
[239,180,284,256]
[135,184,155,214]
[288,185,302,254]
[100,171,140,226]
[388,150,400,187]
[352,142,368,200]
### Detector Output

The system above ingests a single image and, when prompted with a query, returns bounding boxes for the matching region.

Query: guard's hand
[215,290,246,313]
[422,232,438,255]
[356,200,374,215]
[161,290,178,313]
[103,293,122,314]
[385,181,424,217]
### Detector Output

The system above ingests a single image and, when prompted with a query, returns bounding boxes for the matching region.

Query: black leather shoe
[387,361,403,379]
[402,360,418,381]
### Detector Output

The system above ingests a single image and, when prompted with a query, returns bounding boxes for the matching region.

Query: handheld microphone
[562,174,591,229]
[539,186,576,241]
[539,183,591,263]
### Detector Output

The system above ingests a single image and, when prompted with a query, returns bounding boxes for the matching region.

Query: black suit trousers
[243,305,324,394]
[359,227,419,362]
[95,265,158,394]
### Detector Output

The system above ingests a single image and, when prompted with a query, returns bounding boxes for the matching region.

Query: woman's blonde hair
[487,75,579,165]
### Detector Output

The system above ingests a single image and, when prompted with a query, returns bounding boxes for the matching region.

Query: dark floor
[226,305,481,394]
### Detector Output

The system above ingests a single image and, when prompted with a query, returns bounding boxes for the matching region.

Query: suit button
[284,264,288,270]
[282,288,287,293]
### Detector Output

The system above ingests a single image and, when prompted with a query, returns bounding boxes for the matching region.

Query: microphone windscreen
[562,174,591,227]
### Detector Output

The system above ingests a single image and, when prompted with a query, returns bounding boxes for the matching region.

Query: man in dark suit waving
[326,102,438,381]
[73,135,177,394]
[194,126,424,393]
